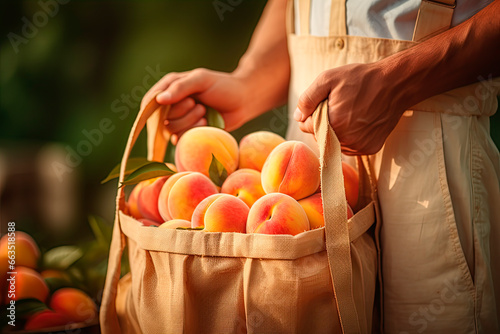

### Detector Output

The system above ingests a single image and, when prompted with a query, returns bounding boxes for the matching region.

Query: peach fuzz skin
[238,131,285,171]
[342,162,359,209]
[247,193,310,235]
[261,141,320,200]
[158,172,219,221]
[175,127,239,177]
[127,163,176,220]
[5,266,49,303]
[298,193,354,229]
[0,231,40,269]
[50,288,97,323]
[221,168,265,208]
[159,219,192,229]
[24,310,70,331]
[191,194,249,233]
[137,176,169,223]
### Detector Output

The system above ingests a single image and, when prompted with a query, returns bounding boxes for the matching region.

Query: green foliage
[208,154,228,187]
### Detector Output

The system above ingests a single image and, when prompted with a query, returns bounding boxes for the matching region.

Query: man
[142,0,500,332]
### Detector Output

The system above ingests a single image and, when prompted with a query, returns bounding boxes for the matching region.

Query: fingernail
[294,108,303,121]
[171,134,178,144]
[158,91,171,101]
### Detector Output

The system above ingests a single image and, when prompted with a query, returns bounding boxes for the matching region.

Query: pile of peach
[0,232,97,331]
[127,128,359,235]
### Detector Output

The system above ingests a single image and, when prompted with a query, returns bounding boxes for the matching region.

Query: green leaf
[44,277,72,294]
[101,157,152,184]
[88,215,113,247]
[14,299,48,319]
[208,154,228,187]
[43,245,84,270]
[206,108,225,129]
[121,162,176,186]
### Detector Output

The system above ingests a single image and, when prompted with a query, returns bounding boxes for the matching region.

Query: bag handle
[100,96,170,333]
[312,101,361,334]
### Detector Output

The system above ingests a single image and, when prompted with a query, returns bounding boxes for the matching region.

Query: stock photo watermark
[50,64,166,182]
[5,222,17,327]
[7,0,70,54]
[213,0,244,22]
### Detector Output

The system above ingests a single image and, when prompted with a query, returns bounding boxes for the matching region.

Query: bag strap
[312,101,361,334]
[100,96,170,333]
[412,0,456,42]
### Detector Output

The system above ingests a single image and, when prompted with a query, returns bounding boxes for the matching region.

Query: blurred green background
[1,0,499,263]
[0,0,275,248]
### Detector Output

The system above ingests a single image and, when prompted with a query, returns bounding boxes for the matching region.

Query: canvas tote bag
[100,99,380,334]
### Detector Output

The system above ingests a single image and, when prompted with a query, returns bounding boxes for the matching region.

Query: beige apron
[287,0,500,332]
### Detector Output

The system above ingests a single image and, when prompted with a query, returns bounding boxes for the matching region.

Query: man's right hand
[141,68,250,144]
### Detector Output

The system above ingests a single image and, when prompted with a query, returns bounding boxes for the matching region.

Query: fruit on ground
[298,193,354,229]
[220,168,265,208]
[137,176,170,223]
[342,162,359,209]
[159,219,192,229]
[247,193,310,235]
[49,288,97,323]
[192,194,249,232]
[175,126,239,177]
[261,141,320,200]
[5,266,49,303]
[24,310,70,331]
[0,231,40,269]
[158,172,219,221]
[238,131,285,171]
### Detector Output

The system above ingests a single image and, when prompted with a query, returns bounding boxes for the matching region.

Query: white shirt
[295,0,493,39]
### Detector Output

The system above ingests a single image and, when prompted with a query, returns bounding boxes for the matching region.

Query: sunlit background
[0,0,499,320]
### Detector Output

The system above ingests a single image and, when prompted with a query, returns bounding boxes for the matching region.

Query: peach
[221,169,265,208]
[24,310,70,331]
[247,193,310,235]
[137,176,170,223]
[261,141,320,200]
[175,127,239,177]
[239,131,285,171]
[159,219,192,229]
[50,288,97,323]
[0,231,40,269]
[298,193,354,229]
[342,162,359,209]
[127,178,155,219]
[191,194,225,228]
[138,218,161,227]
[127,164,177,219]
[158,172,219,221]
[192,194,249,232]
[5,267,49,303]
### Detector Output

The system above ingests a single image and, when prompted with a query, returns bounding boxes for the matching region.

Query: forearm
[378,0,500,110]
[233,0,290,115]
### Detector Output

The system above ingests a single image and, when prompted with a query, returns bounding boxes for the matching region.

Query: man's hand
[141,69,250,144]
[294,63,406,155]
[294,0,499,155]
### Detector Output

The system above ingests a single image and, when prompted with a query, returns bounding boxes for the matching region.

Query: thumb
[157,69,211,105]
[294,73,331,122]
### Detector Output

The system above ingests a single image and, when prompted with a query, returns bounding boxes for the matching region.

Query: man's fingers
[165,104,206,135]
[167,98,196,119]
[295,71,332,122]
[171,118,207,145]
[157,68,212,105]
[141,72,184,109]
[297,117,314,135]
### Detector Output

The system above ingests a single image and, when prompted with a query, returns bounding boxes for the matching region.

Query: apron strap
[295,0,312,36]
[329,0,347,36]
[413,0,456,42]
